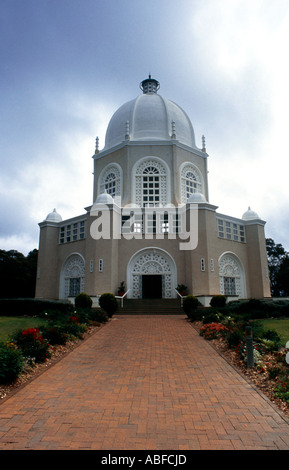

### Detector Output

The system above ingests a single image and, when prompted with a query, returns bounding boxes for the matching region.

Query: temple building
[35,76,271,305]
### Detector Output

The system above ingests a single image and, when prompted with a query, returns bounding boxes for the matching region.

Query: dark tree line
[266,238,289,297]
[0,249,38,298]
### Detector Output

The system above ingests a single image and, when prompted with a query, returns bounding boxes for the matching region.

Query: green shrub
[13,328,50,363]
[75,293,92,310]
[74,308,90,324]
[40,325,68,345]
[210,295,227,308]
[0,342,24,384]
[274,375,289,402]
[268,366,282,379]
[226,329,243,348]
[39,309,69,322]
[62,315,87,338]
[89,309,109,323]
[261,329,281,344]
[99,293,118,318]
[182,295,201,321]
[202,311,223,324]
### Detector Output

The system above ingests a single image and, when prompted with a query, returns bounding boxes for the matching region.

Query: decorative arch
[98,163,122,202]
[127,247,177,298]
[180,162,204,203]
[59,253,85,299]
[132,157,170,207]
[218,252,246,298]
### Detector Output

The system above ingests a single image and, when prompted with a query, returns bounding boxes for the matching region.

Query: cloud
[1,0,289,254]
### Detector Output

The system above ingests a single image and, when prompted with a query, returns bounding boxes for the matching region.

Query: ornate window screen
[132,251,172,298]
[135,159,168,207]
[128,249,176,298]
[99,165,121,198]
[181,164,202,202]
[219,254,244,297]
[62,254,85,298]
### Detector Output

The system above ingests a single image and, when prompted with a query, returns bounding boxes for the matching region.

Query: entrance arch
[127,248,177,299]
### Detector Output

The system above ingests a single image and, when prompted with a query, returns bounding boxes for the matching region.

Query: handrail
[115,289,130,308]
[175,288,185,307]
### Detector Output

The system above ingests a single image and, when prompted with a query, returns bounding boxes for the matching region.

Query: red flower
[69,315,79,324]
[21,328,44,343]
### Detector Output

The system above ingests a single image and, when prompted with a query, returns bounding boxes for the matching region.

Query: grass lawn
[0,317,48,342]
[260,318,289,347]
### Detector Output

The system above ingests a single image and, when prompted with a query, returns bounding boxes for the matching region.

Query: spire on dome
[140,74,160,94]
[202,135,206,152]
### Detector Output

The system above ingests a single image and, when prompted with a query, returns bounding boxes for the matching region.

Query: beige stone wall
[36,195,271,301]
[93,142,209,206]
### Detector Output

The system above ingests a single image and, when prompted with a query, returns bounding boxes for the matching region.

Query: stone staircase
[116,298,184,315]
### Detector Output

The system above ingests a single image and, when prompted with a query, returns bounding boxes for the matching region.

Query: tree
[266,238,288,296]
[0,249,38,298]
[275,255,289,296]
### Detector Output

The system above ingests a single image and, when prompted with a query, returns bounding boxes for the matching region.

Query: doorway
[142,275,162,299]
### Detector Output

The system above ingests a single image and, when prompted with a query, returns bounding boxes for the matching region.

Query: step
[116,298,184,315]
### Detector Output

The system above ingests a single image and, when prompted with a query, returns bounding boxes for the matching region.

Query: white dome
[95,192,114,204]
[188,192,206,203]
[242,206,260,220]
[45,208,62,222]
[104,76,196,150]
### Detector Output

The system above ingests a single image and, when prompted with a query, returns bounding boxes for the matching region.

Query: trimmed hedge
[0,342,24,384]
[210,295,227,308]
[75,293,92,310]
[99,293,118,318]
[183,295,202,321]
[0,298,73,317]
[228,299,289,319]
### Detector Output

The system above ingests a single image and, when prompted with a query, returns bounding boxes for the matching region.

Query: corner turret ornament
[95,136,99,154]
[202,135,206,153]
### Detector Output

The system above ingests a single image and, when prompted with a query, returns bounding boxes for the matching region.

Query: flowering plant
[69,315,79,324]
[21,328,44,342]
[235,340,262,365]
[274,375,289,402]
[199,322,229,340]
[15,327,50,363]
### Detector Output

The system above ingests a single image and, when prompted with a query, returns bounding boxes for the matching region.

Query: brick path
[1,315,289,450]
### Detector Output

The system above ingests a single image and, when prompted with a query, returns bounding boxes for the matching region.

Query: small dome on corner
[95,192,114,204]
[242,206,260,220]
[188,192,206,203]
[45,208,62,222]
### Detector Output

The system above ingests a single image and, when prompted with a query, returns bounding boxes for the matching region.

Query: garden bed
[192,320,289,419]
[0,322,103,402]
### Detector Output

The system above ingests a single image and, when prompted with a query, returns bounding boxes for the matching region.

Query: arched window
[218,253,246,298]
[180,164,203,203]
[60,253,85,299]
[99,164,121,199]
[134,158,169,207]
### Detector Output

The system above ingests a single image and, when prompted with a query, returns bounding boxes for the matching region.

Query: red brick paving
[1,315,289,450]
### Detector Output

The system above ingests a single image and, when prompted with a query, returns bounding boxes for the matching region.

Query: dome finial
[140,75,160,94]
[95,136,99,154]
[202,135,206,152]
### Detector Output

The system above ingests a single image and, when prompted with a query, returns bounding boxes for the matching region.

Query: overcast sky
[1,0,289,255]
